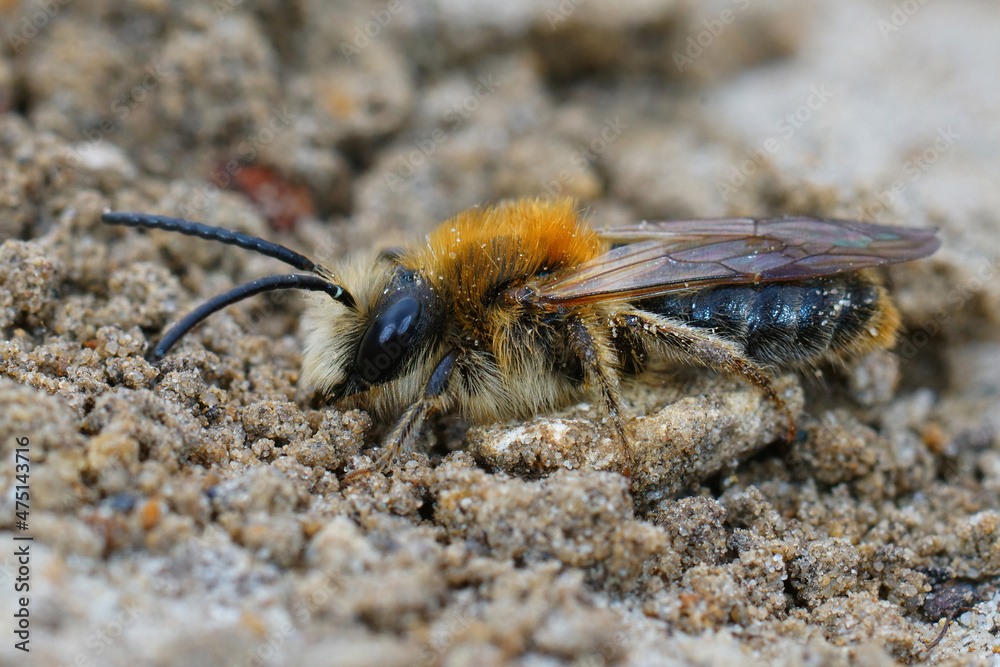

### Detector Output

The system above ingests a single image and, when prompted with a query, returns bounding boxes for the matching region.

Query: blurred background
[2,1,1000,664]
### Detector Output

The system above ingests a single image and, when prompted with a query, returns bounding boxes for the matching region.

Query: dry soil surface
[1,1,999,665]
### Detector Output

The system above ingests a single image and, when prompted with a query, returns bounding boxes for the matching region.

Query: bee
[101,198,940,476]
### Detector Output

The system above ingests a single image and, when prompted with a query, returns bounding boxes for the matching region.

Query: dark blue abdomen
[635,275,882,365]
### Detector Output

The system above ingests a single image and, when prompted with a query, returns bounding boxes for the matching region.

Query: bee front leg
[616,311,797,443]
[344,351,457,481]
[565,315,634,477]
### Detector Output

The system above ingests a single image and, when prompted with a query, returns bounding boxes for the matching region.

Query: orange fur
[402,198,603,331]
[829,276,901,363]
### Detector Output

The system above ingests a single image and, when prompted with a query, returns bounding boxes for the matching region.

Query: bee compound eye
[355,296,423,385]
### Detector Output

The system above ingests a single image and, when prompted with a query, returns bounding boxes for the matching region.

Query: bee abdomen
[637,274,894,366]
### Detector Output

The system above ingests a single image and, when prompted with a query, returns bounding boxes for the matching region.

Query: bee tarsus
[565,315,634,475]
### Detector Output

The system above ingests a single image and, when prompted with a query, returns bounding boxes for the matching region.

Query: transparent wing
[531,217,940,306]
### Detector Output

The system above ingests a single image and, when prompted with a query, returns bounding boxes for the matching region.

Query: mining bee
[101,198,940,476]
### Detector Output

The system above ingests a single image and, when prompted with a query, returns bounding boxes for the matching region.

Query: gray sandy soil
[1,0,999,665]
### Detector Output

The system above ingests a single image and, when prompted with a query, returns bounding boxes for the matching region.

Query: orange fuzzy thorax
[404,198,603,316]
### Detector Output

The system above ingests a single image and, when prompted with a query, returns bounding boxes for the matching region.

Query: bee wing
[532,217,940,306]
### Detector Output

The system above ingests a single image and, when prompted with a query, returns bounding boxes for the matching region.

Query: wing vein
[531,217,939,306]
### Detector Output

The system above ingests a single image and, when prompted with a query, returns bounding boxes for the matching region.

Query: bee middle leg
[615,311,797,442]
[565,315,634,476]
[344,350,457,481]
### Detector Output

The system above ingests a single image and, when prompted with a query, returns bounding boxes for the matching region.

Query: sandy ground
[1,0,999,665]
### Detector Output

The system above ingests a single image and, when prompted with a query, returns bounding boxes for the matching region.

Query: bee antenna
[150,274,354,361]
[100,212,357,360]
[101,211,326,275]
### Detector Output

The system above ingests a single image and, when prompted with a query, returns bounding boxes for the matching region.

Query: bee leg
[344,351,457,482]
[617,311,797,443]
[367,401,437,474]
[566,316,633,477]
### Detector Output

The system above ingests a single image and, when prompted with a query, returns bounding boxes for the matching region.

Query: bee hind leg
[343,351,457,482]
[616,311,797,443]
[566,315,634,477]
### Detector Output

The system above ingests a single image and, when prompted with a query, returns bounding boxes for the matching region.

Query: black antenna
[151,274,348,360]
[101,211,356,360]
[101,212,322,273]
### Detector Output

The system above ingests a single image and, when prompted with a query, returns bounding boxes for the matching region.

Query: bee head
[302,257,446,402]
[99,211,450,412]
